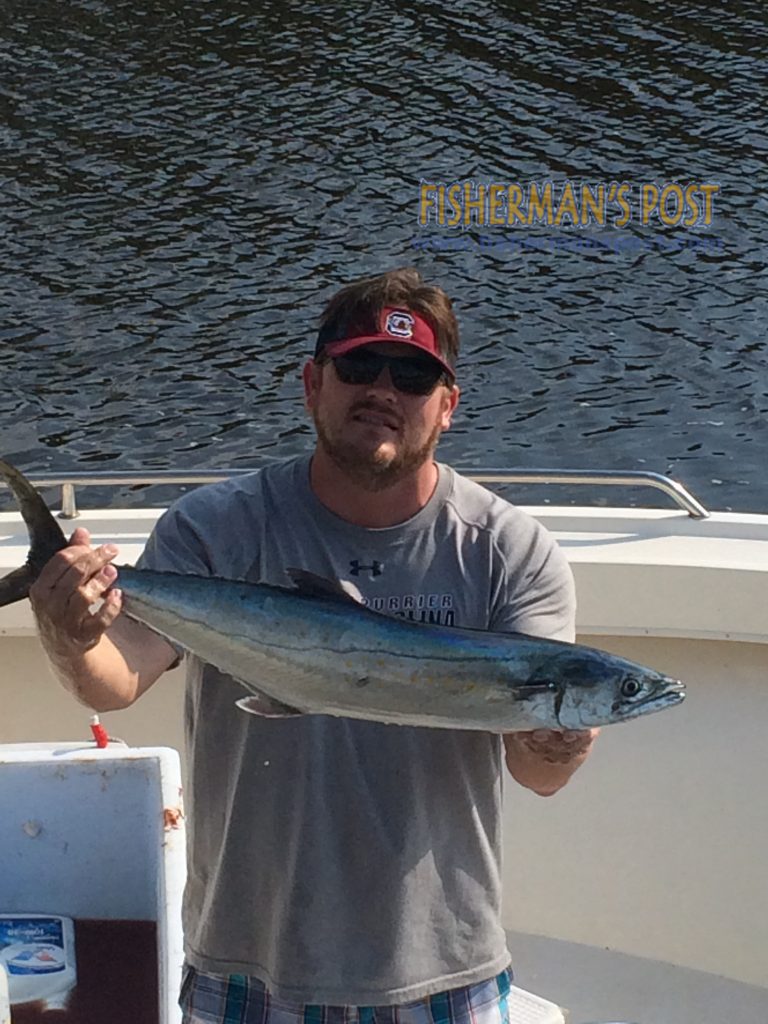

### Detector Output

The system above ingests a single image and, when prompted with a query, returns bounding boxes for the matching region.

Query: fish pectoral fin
[285,568,364,605]
[235,691,305,718]
[506,681,559,704]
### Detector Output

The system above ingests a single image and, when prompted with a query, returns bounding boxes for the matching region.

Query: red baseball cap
[315,307,455,379]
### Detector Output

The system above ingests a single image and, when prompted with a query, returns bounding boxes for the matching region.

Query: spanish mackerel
[0,457,685,731]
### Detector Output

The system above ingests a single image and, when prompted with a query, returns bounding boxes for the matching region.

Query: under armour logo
[349,559,384,578]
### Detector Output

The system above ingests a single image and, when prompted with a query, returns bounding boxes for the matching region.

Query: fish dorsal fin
[285,568,364,605]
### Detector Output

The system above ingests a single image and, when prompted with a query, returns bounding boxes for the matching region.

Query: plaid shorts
[180,965,514,1024]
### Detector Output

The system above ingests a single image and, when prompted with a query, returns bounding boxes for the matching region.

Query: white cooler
[0,743,185,1024]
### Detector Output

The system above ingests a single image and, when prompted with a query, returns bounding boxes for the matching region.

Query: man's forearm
[504,729,599,796]
[43,616,175,713]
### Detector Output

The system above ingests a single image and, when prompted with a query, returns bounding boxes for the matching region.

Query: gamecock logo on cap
[385,311,415,338]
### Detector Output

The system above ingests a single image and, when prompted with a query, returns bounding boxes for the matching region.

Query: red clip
[90,715,109,749]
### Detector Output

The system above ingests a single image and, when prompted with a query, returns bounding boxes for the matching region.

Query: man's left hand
[503,728,599,796]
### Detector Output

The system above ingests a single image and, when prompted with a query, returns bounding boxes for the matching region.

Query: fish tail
[0,457,67,607]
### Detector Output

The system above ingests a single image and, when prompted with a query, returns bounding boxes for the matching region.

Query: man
[30,268,598,1024]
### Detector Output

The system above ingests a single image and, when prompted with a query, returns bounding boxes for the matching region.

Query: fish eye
[621,676,643,699]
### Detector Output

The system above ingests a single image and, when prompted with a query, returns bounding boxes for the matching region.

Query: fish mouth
[659,677,685,700]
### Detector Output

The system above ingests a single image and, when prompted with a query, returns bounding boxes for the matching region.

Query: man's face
[303,342,460,491]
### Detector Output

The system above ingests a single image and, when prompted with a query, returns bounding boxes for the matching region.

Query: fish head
[534,647,686,729]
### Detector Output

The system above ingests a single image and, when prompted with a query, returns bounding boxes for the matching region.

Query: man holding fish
[28,269,599,1023]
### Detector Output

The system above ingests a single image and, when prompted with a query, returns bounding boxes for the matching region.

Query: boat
[2,467,767,1024]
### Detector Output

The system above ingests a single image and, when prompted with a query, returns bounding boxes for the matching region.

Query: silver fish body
[112,564,683,731]
[0,456,686,732]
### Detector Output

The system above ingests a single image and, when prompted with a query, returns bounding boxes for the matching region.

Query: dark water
[1,0,766,512]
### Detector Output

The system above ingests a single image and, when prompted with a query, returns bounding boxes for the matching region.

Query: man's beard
[313,409,443,492]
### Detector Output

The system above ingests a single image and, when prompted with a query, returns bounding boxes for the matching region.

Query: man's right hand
[29,527,177,711]
[30,527,123,656]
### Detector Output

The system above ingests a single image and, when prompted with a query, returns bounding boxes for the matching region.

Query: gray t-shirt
[138,455,575,1004]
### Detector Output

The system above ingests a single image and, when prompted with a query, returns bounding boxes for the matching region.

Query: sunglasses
[328,351,452,396]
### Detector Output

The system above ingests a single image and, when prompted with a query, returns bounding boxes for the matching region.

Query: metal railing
[0,468,711,520]
[467,469,710,518]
